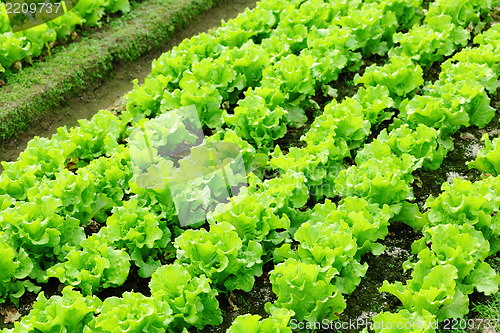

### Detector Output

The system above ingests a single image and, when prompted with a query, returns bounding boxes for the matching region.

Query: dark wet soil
[336,221,421,333]
[193,265,277,333]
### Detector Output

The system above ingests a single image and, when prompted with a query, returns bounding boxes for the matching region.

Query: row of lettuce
[362,23,500,331]
[231,7,500,331]
[0,0,499,332]
[0,0,423,329]
[0,0,131,74]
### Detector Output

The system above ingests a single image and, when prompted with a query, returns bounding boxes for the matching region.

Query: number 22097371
[5,2,63,15]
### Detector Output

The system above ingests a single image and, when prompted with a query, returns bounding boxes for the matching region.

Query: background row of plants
[0,0,131,77]
[1,0,500,331]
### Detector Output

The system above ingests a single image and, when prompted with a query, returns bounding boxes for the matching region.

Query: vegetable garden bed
[0,0,223,142]
[1,0,500,332]
[0,0,258,175]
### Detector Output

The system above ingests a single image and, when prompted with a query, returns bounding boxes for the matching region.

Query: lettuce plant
[175,222,263,292]
[368,0,424,30]
[423,176,500,239]
[312,198,396,257]
[279,0,347,30]
[261,54,316,107]
[380,264,468,319]
[53,110,125,165]
[84,292,173,333]
[216,2,278,46]
[453,44,500,76]
[354,56,423,99]
[425,0,491,26]
[101,199,171,277]
[252,170,309,214]
[0,168,37,202]
[179,54,239,93]
[397,95,469,136]
[356,124,453,170]
[3,287,100,333]
[151,32,224,81]
[78,147,133,220]
[221,41,271,90]
[468,133,500,176]
[334,154,418,206]
[0,232,38,306]
[208,128,270,181]
[1,195,86,281]
[474,22,500,49]
[128,108,200,171]
[0,136,76,183]
[271,20,309,55]
[174,57,239,128]
[424,78,495,130]
[28,169,103,226]
[128,159,177,215]
[438,60,498,94]
[227,308,294,333]
[0,33,31,69]
[302,98,370,162]
[365,309,437,333]
[149,263,222,330]
[411,224,492,282]
[209,193,290,245]
[353,86,395,126]
[274,220,367,294]
[270,146,336,192]
[381,224,500,320]
[47,234,131,295]
[208,170,308,246]
[306,25,358,75]
[389,15,470,67]
[224,87,288,149]
[265,258,346,323]
[335,2,398,55]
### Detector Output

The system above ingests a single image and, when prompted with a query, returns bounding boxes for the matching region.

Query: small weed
[239,295,249,308]
[473,292,500,320]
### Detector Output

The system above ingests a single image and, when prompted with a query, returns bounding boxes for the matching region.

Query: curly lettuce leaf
[175,222,263,292]
[468,133,500,176]
[334,154,418,206]
[423,176,500,239]
[4,287,100,333]
[85,292,172,333]
[149,263,222,330]
[227,308,294,333]
[101,198,171,278]
[47,234,130,295]
[356,124,452,170]
[266,258,346,323]
[0,233,38,306]
[354,56,423,99]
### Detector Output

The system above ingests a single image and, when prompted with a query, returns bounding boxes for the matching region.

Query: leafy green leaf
[149,263,222,330]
